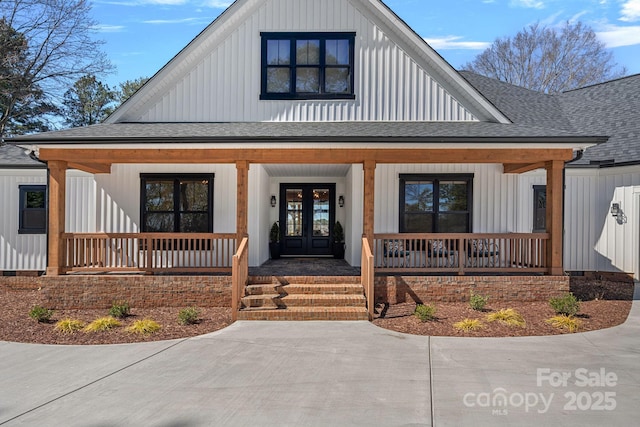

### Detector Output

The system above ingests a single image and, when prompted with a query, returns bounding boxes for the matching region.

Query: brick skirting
[374,275,570,305]
[0,275,232,309]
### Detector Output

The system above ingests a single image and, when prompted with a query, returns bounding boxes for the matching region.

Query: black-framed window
[19,185,47,234]
[399,174,473,233]
[260,32,356,100]
[140,174,214,233]
[533,185,546,232]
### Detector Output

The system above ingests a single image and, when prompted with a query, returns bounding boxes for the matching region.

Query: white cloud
[201,1,232,7]
[510,0,545,9]
[143,17,205,24]
[424,36,491,50]
[620,0,640,22]
[596,24,640,47]
[92,24,126,33]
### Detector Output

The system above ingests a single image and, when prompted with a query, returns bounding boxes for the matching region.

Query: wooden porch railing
[61,233,237,274]
[361,237,374,321]
[232,237,249,321]
[374,233,550,274]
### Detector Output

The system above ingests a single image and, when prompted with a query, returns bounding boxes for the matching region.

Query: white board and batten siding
[520,166,640,279]
[122,0,477,123]
[0,169,95,271]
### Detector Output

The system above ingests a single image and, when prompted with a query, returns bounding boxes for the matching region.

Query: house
[4,0,629,318]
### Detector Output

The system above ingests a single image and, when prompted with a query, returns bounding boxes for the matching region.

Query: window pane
[180,180,209,212]
[179,213,209,232]
[145,213,174,232]
[296,40,320,64]
[325,67,350,93]
[403,213,433,233]
[534,187,546,231]
[22,210,46,230]
[438,213,469,232]
[326,39,349,65]
[296,67,319,93]
[313,189,329,237]
[439,181,468,211]
[266,68,291,93]
[267,40,290,65]
[25,190,45,208]
[286,189,303,237]
[145,181,174,211]
[405,181,433,212]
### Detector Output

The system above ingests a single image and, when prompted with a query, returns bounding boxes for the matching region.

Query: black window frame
[18,185,47,234]
[140,174,214,233]
[260,32,356,100]
[533,185,546,233]
[399,174,474,233]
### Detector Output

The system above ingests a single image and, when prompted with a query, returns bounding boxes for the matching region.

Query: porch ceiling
[262,164,351,177]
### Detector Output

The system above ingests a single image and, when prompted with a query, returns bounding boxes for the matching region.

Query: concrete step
[237,306,370,321]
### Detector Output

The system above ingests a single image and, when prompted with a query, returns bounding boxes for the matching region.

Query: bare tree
[462,21,626,94]
[0,0,113,138]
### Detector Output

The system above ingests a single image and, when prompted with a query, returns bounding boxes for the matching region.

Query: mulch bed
[0,278,634,344]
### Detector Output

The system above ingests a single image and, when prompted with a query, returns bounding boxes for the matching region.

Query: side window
[399,174,473,233]
[19,185,47,234]
[140,174,214,233]
[533,185,546,232]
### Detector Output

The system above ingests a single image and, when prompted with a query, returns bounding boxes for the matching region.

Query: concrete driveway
[1,285,638,426]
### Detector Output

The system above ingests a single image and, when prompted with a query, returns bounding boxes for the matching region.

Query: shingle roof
[0,144,45,168]
[460,71,640,167]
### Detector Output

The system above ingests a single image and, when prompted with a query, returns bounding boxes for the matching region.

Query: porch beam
[236,160,249,240]
[363,160,376,248]
[503,162,546,174]
[546,160,564,275]
[39,148,575,165]
[47,160,67,276]
[67,162,112,174]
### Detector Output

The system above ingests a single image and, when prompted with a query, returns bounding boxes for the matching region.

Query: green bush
[469,292,489,311]
[414,304,437,322]
[29,306,53,323]
[549,293,580,316]
[109,301,131,319]
[178,307,200,325]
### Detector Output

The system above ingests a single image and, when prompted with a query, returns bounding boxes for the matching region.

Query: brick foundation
[0,275,232,309]
[374,275,570,304]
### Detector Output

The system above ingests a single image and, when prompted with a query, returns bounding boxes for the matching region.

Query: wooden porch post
[363,160,376,248]
[546,160,564,275]
[236,161,249,241]
[47,160,67,276]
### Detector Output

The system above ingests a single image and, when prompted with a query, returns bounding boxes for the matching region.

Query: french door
[279,184,336,256]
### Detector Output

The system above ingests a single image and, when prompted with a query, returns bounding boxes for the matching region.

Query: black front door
[280,184,335,256]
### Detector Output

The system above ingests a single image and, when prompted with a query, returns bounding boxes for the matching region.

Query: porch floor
[248,257,361,277]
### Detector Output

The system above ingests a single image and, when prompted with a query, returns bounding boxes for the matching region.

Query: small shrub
[84,316,121,332]
[549,293,580,316]
[469,292,489,311]
[453,318,484,332]
[54,318,85,334]
[546,315,582,333]
[414,304,437,322]
[126,319,161,335]
[486,308,526,328]
[109,301,131,319]
[178,307,200,325]
[29,306,53,323]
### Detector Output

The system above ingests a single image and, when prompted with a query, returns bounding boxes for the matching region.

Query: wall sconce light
[270,195,277,207]
[611,203,620,217]
[338,195,345,208]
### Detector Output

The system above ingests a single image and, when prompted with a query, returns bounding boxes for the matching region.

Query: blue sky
[91,0,640,88]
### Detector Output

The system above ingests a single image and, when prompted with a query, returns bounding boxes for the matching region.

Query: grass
[414,304,437,322]
[54,318,85,334]
[486,308,526,328]
[84,316,122,332]
[546,315,582,333]
[126,319,161,335]
[453,318,484,332]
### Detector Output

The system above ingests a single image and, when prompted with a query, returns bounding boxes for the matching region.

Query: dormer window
[260,32,355,100]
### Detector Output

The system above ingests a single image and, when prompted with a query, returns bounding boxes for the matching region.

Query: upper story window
[260,32,355,100]
[19,185,47,234]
